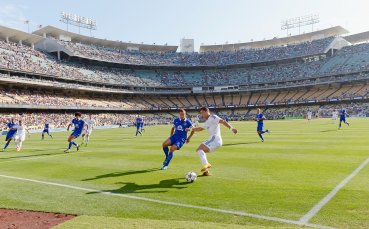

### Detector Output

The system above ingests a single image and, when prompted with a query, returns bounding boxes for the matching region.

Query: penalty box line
[0,174,334,229]
[299,156,369,224]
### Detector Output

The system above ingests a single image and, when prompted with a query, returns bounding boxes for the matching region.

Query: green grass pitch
[0,118,369,228]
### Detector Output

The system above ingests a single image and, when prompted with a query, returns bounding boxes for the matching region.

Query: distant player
[332,110,338,124]
[339,108,350,129]
[42,122,53,140]
[192,115,200,127]
[255,108,269,142]
[187,107,237,176]
[64,112,86,153]
[14,120,30,152]
[82,114,96,146]
[307,111,312,123]
[135,115,144,136]
[3,118,17,151]
[161,109,194,170]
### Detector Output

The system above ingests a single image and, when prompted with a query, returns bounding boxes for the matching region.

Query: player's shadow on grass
[86,178,187,194]
[82,168,160,181]
[0,151,65,160]
[320,129,337,133]
[223,141,260,146]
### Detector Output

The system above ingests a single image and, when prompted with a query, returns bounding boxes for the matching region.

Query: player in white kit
[82,114,96,146]
[186,107,237,176]
[332,110,338,123]
[14,120,30,152]
[307,111,312,123]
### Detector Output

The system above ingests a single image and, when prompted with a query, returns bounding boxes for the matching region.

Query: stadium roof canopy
[344,31,369,44]
[200,26,349,52]
[33,25,178,52]
[0,25,45,45]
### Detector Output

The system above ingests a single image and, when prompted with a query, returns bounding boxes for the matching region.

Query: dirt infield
[0,209,75,229]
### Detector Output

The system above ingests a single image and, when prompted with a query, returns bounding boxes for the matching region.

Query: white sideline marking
[299,157,369,224]
[0,174,334,229]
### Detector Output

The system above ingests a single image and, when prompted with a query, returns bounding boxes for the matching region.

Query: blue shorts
[257,125,264,132]
[169,135,185,150]
[71,132,81,138]
[340,117,346,122]
[43,129,49,134]
[5,131,16,140]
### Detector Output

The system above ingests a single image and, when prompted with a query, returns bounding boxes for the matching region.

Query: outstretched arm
[219,119,238,134]
[186,127,195,144]
[67,123,72,131]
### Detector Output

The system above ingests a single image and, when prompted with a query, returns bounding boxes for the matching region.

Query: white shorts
[14,134,25,142]
[202,136,222,152]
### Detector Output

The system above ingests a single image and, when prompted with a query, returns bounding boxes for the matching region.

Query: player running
[135,115,144,136]
[3,118,17,151]
[332,110,338,124]
[64,112,86,153]
[161,109,194,170]
[14,120,30,152]
[307,110,312,123]
[339,108,350,129]
[187,107,237,176]
[42,122,53,140]
[255,108,269,142]
[82,114,96,146]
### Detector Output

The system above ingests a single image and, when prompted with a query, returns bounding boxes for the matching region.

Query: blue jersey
[340,110,347,118]
[136,118,144,127]
[7,122,16,133]
[172,118,193,140]
[44,123,49,129]
[71,118,85,134]
[256,114,265,125]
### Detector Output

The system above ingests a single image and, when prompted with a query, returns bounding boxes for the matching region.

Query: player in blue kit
[135,115,144,136]
[255,108,269,142]
[42,122,53,140]
[3,118,17,151]
[339,109,350,129]
[161,109,194,170]
[64,112,86,153]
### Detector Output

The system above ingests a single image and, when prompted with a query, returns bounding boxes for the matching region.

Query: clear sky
[0,0,368,50]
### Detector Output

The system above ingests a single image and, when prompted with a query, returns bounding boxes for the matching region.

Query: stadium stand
[1,24,369,128]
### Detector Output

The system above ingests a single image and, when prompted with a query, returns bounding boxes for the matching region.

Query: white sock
[86,136,89,143]
[197,150,208,165]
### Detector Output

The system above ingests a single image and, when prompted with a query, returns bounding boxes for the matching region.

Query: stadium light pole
[60,12,97,36]
[281,14,320,36]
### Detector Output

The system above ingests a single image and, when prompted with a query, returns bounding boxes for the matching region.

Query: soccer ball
[185,171,197,183]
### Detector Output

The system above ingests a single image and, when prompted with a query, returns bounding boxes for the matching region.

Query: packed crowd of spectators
[61,37,334,66]
[1,38,369,89]
[0,112,173,131]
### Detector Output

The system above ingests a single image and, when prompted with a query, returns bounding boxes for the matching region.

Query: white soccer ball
[185,171,197,183]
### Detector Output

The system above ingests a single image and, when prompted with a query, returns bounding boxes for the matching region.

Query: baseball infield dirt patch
[0,209,75,229]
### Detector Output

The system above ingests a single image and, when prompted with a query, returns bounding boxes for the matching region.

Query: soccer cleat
[261,139,264,142]
[161,166,168,170]
[16,146,20,152]
[266,130,270,134]
[202,171,211,176]
[64,149,70,153]
[76,144,80,151]
[201,163,212,172]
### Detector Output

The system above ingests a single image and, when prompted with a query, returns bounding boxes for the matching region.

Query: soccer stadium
[1,1,369,228]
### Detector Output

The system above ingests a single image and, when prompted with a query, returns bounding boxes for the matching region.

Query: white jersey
[307,112,312,119]
[83,118,96,130]
[202,114,223,152]
[14,125,27,141]
[332,111,338,119]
